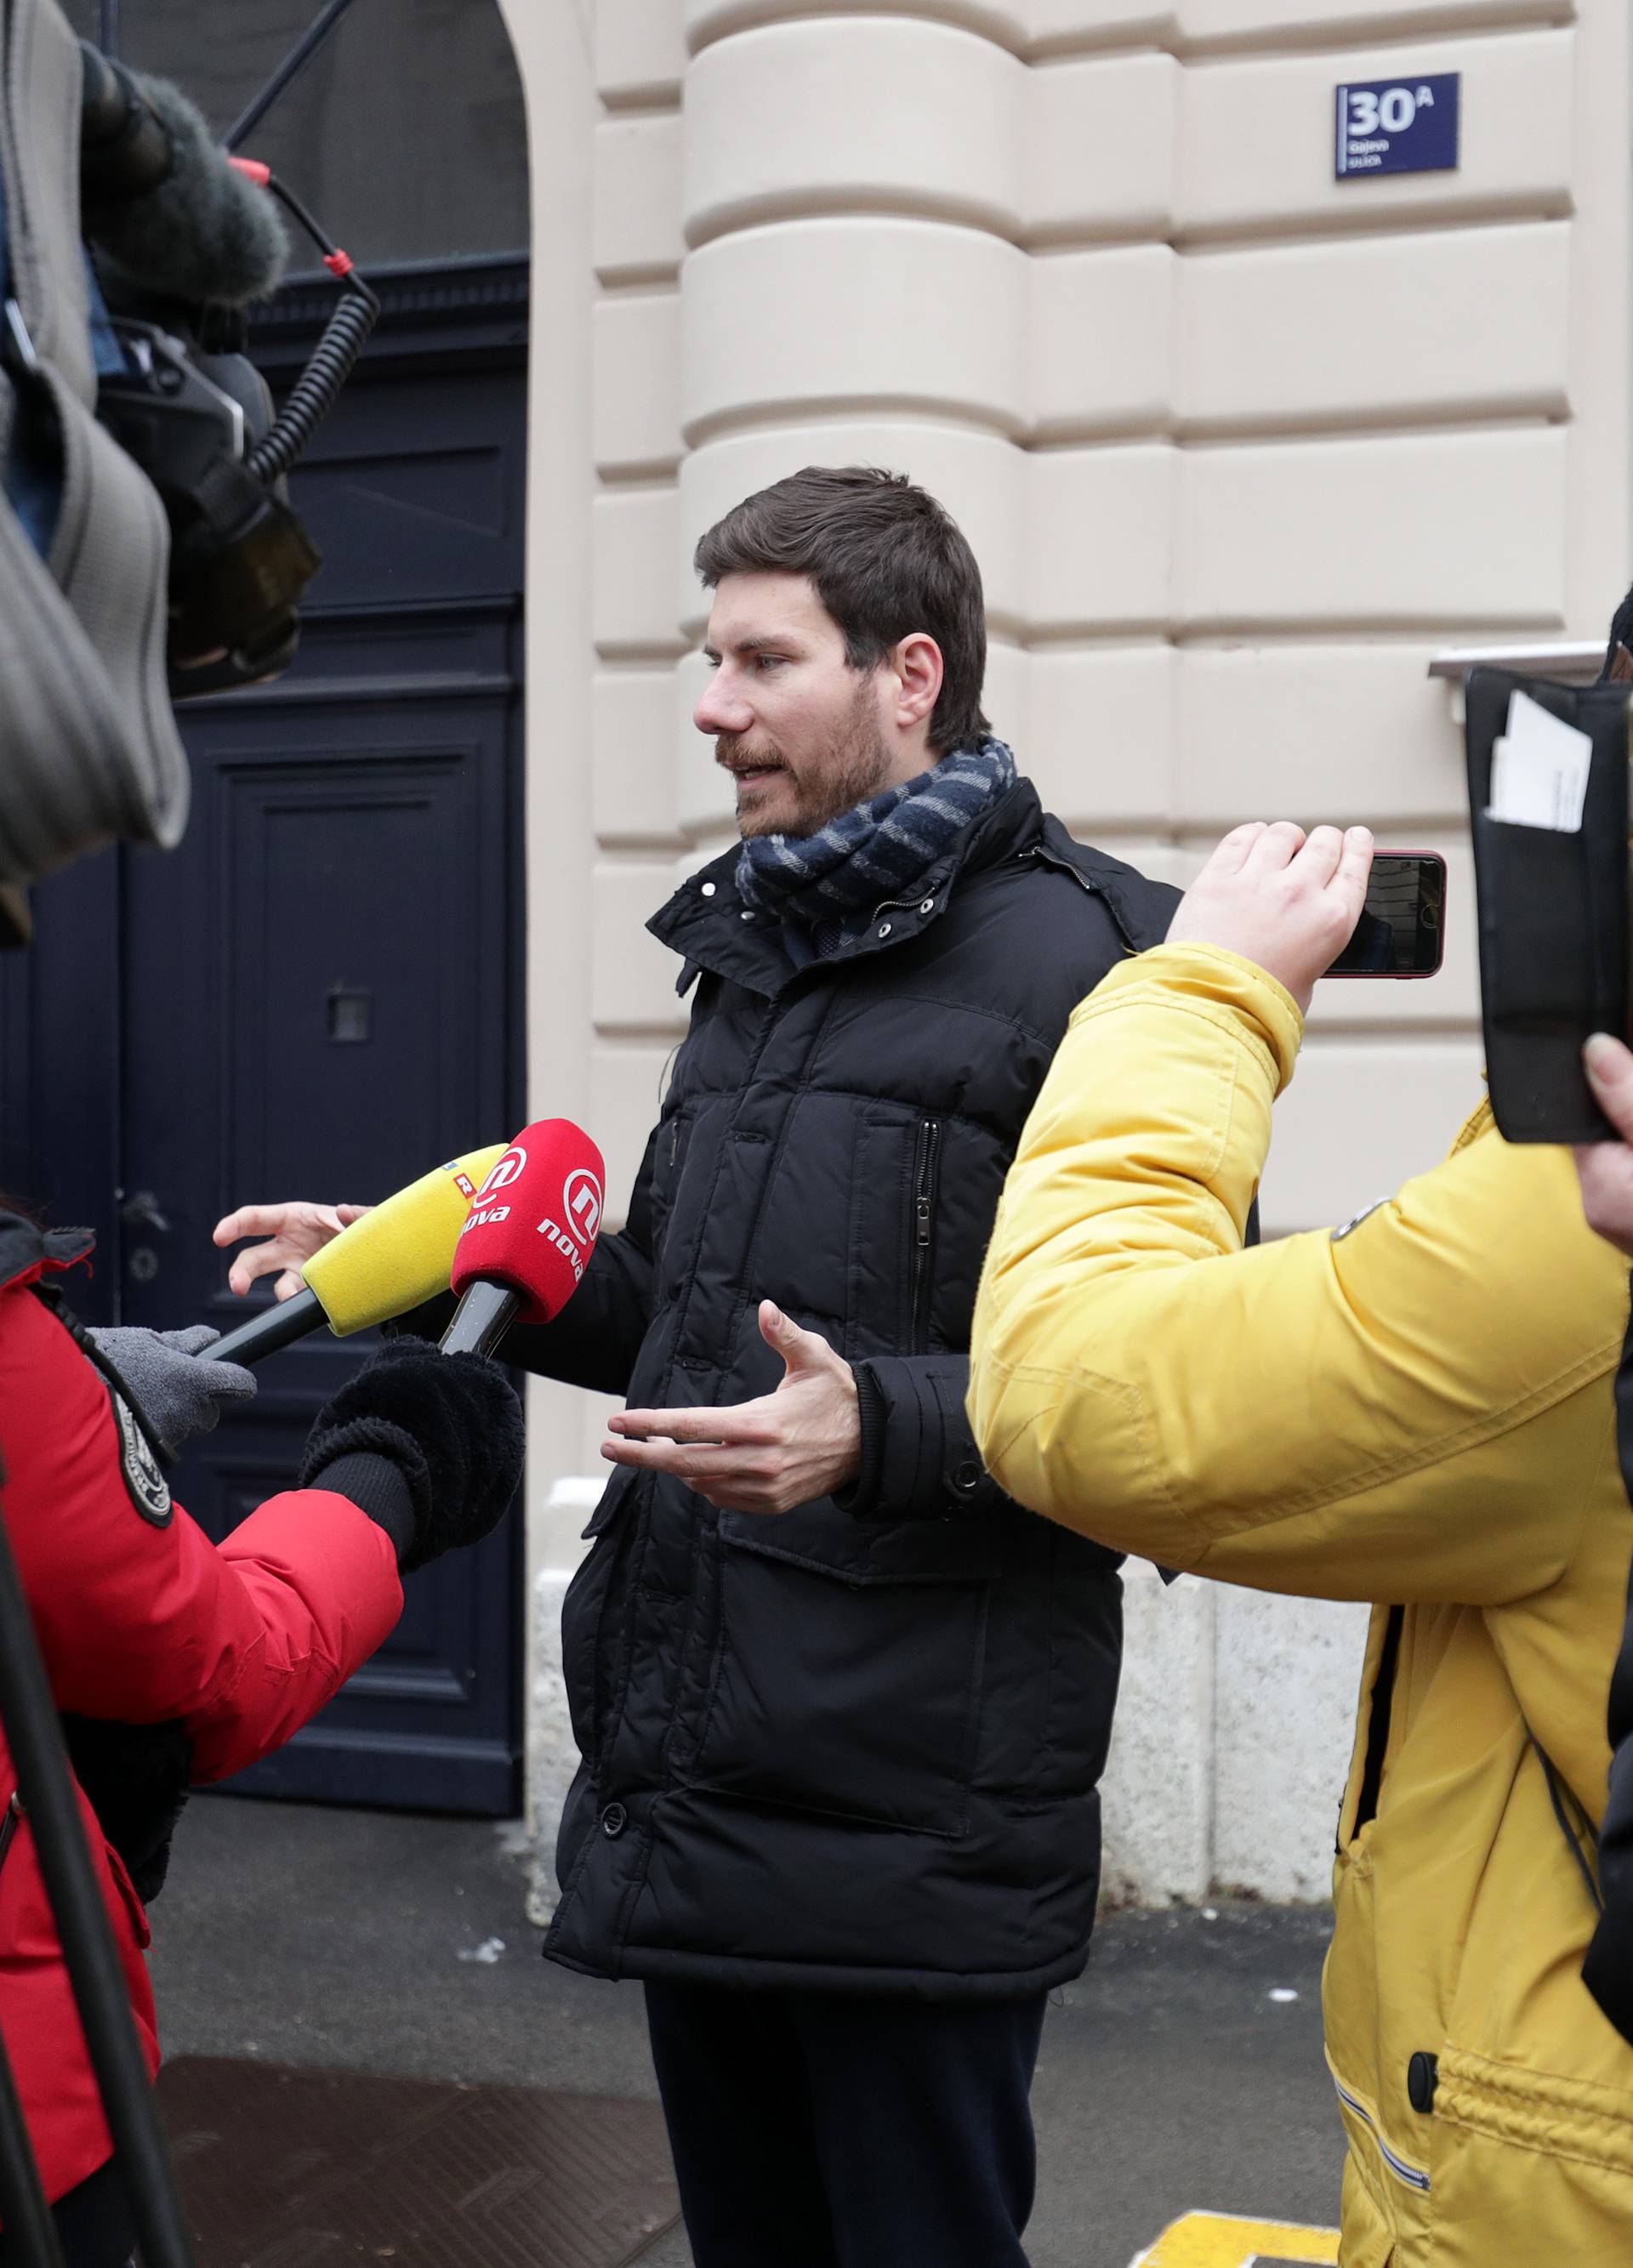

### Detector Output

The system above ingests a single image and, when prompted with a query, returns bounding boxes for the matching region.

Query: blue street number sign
[1334,72,1459,179]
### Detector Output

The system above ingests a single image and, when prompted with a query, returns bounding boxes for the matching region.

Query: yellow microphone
[202,1143,509,1364]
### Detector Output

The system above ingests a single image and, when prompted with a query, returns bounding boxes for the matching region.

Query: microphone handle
[202,1284,325,1364]
[439,1281,521,1360]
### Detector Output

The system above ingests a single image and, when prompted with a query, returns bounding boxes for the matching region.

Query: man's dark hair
[1602,580,1633,681]
[693,466,990,755]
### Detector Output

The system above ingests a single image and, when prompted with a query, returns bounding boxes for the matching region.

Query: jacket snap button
[600,1802,628,1839]
[740,910,754,923]
[701,881,716,896]
[952,1458,982,1492]
[1407,2050,1438,2113]
[878,921,892,939]
[919,898,935,914]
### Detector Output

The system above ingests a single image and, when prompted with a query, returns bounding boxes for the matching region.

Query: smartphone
[1323,851,1447,979]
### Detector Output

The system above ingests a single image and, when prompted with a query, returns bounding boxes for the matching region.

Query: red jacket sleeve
[0,1284,403,1782]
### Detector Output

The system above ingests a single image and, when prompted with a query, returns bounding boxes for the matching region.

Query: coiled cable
[246,285,376,485]
[230,162,380,487]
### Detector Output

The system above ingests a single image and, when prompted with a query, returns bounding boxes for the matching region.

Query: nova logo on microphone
[566,1168,602,1242]
[466,1145,528,1231]
[477,1147,528,1197]
[538,1167,604,1285]
[441,1120,606,1355]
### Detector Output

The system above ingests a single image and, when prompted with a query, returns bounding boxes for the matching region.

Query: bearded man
[220,466,1176,2267]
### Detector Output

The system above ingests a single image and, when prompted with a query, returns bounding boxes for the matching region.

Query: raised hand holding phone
[1166,822,1375,1015]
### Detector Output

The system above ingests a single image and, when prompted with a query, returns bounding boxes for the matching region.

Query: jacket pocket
[846,1110,943,1361]
[690,1506,1004,1837]
[1477,816,1597,1030]
[560,1468,640,1768]
[1017,1550,1122,1802]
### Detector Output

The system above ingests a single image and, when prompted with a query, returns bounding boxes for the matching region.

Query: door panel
[278,366,526,611]
[117,668,523,1812]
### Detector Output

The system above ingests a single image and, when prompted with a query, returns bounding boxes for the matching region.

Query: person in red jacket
[0,1206,522,2268]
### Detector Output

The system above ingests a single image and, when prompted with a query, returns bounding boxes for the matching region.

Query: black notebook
[1465,667,1631,1144]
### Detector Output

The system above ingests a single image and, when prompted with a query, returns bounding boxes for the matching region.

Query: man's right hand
[212,1200,372,1300]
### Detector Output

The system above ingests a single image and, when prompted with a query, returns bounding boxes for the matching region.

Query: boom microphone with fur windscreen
[78,49,290,308]
[441,1123,607,1358]
[204,1143,509,1366]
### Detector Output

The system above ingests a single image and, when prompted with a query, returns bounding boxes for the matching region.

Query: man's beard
[720,685,896,840]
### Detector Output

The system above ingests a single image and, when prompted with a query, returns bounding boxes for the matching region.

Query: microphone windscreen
[303,1143,508,1335]
[451,1121,606,1326]
[86,75,289,308]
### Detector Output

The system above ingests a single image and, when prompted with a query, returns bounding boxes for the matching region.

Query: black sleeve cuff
[840,1355,1001,1523]
[832,1362,887,1518]
[303,1447,418,1568]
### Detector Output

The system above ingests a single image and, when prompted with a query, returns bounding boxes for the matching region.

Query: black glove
[61,1715,191,1904]
[298,1339,524,1575]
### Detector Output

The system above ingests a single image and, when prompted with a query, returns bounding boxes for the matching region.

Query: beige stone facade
[501,0,1630,1902]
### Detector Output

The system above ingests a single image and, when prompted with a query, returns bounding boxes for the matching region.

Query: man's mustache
[716,736,786,775]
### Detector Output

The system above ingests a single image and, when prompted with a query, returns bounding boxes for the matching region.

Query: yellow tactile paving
[1130,2209,1342,2266]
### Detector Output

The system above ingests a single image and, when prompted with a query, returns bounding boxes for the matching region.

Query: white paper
[1486,690,1592,833]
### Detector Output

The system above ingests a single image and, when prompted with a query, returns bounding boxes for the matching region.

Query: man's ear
[890,633,943,734]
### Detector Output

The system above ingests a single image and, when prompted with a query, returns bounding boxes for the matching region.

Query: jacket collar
[1033,816,1176,955]
[650,779,1050,999]
[0,1211,93,1299]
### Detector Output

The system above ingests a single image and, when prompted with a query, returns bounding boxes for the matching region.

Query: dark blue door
[0,259,531,1813]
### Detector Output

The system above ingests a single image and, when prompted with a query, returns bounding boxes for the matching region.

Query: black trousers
[0,2158,134,2268]
[643,1980,1048,2268]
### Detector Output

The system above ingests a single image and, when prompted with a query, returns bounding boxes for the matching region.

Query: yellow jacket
[968,942,1633,2267]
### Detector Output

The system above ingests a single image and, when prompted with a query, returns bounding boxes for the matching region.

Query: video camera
[77,43,376,699]
[0,0,374,924]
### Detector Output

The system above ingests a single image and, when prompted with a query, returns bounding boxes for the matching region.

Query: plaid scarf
[735,737,1016,947]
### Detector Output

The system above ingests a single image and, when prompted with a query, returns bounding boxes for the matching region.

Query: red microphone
[439,1119,606,1358]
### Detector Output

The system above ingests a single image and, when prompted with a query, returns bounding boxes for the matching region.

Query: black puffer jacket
[510,779,1176,1998]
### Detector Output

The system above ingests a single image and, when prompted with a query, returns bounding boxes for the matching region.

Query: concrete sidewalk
[149,1796,1343,2268]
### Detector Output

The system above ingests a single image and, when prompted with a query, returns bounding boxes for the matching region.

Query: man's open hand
[1166,821,1375,1015]
[212,1200,372,1301]
[603,1300,861,1515]
[1575,1034,1633,1259]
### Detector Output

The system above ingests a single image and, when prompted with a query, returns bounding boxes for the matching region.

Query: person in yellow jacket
[967,817,1633,2267]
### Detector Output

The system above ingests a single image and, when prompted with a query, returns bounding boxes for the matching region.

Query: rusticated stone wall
[511,0,1630,1902]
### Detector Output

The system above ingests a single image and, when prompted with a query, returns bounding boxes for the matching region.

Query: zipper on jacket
[1351,1605,1403,1836]
[867,885,935,934]
[1330,2072,1431,2195]
[1028,842,1094,893]
[0,1792,23,1881]
[910,1120,942,1350]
